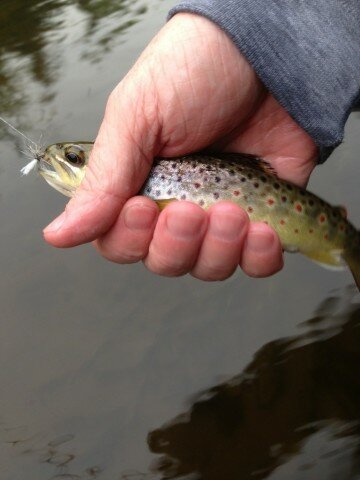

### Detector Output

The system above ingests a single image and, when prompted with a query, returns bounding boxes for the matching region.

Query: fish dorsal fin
[203,152,278,177]
[334,205,348,219]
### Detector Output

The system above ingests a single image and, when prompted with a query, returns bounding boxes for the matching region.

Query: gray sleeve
[168,1,360,162]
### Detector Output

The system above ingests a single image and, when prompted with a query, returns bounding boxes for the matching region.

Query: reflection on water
[148,289,360,480]
[0,289,358,479]
[0,0,146,121]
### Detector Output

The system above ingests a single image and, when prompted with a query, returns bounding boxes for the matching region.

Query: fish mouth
[38,155,77,197]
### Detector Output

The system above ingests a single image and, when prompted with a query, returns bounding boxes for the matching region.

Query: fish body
[38,143,360,288]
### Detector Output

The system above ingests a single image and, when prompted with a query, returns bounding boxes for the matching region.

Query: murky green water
[0,1,359,479]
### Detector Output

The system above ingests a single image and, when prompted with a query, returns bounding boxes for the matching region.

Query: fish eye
[64,145,85,166]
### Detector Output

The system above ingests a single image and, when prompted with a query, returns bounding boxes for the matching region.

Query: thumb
[43,85,158,248]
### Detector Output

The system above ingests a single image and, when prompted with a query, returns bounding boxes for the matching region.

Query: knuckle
[192,265,236,282]
[144,248,190,277]
[96,241,145,265]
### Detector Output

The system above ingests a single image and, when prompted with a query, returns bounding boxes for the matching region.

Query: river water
[0,1,359,479]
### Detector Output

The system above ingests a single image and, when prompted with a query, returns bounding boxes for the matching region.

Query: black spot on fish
[220,163,226,169]
[286,184,293,191]
[229,169,235,176]
[248,173,253,180]
[254,182,259,188]
[172,163,177,169]
[160,174,165,180]
[156,190,161,197]
[146,187,151,193]
[167,189,172,195]
[274,183,280,190]
[241,177,246,182]
[181,194,186,200]
[308,199,314,206]
[177,176,182,182]
[260,176,267,182]
[213,192,219,199]
[215,176,221,183]
[199,199,205,206]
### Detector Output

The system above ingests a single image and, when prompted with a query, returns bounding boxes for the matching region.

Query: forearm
[169,0,360,162]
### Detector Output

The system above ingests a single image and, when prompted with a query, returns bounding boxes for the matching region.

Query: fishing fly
[0,115,44,175]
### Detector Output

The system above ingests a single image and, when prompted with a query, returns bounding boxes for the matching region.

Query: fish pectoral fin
[155,198,177,211]
[303,249,346,271]
[284,244,299,253]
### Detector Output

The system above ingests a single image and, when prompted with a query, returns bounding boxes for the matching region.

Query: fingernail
[247,230,274,252]
[166,211,204,239]
[209,213,245,241]
[124,204,157,231]
[43,212,66,234]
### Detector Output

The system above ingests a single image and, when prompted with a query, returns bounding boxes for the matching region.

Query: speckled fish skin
[142,153,357,255]
[39,144,360,288]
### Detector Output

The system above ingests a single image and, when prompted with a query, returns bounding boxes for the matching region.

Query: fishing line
[0,115,38,148]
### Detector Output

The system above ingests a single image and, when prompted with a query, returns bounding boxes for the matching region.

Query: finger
[94,196,159,264]
[240,222,283,277]
[191,202,249,281]
[144,201,207,277]
[43,82,158,248]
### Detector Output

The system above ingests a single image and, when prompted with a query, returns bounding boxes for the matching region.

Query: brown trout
[34,142,360,288]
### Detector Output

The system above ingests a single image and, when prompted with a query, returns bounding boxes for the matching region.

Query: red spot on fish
[324,233,329,240]
[309,229,314,234]
[319,214,326,223]
[339,224,345,231]
[294,229,299,234]
[233,190,240,196]
[280,219,285,225]
[267,198,275,206]
[295,203,302,213]
[281,196,287,202]
[194,182,201,189]
[247,206,253,213]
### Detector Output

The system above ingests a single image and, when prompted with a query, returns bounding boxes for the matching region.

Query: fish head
[39,142,92,197]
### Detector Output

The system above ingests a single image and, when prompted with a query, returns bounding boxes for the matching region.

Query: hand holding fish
[43,13,321,281]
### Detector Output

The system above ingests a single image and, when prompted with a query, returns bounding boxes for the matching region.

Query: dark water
[0,1,359,479]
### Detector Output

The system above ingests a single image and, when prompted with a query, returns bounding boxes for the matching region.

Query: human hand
[44,13,317,280]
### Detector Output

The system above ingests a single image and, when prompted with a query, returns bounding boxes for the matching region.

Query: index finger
[43,83,159,248]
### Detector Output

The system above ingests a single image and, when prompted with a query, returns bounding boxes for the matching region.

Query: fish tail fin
[343,246,360,291]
